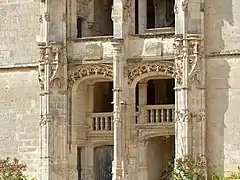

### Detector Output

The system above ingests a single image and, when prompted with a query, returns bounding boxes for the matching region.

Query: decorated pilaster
[38,0,68,179]
[174,0,206,165]
[137,140,148,180]
[112,42,124,180]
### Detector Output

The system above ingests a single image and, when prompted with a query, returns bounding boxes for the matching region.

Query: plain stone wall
[0,69,40,176]
[205,0,240,176]
[0,1,39,66]
[0,0,40,177]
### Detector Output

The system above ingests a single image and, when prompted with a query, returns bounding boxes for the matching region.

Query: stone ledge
[207,50,240,57]
[0,63,38,69]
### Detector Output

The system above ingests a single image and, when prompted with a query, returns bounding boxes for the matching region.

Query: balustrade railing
[89,112,113,131]
[136,105,175,124]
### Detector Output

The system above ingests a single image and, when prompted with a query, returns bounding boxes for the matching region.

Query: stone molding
[67,64,113,89]
[127,61,174,85]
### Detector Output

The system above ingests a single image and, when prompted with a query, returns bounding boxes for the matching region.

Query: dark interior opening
[147,0,155,29]
[77,147,81,180]
[77,17,82,38]
[147,79,175,105]
[135,0,139,34]
[94,82,113,113]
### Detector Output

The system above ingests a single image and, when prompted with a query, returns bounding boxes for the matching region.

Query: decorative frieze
[67,64,113,89]
[128,61,174,85]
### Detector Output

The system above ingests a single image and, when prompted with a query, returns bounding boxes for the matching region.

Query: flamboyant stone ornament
[36,0,206,179]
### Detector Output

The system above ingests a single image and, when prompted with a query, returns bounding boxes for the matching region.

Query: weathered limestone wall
[0,0,40,177]
[205,0,240,175]
[205,0,239,54]
[0,1,39,66]
[206,56,240,175]
[0,69,40,176]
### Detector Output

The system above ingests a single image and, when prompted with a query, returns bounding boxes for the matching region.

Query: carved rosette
[68,64,113,89]
[128,61,174,85]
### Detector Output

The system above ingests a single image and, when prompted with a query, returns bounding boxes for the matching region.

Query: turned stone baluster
[161,109,164,122]
[166,109,170,122]
[150,109,154,123]
[95,117,99,130]
[106,116,109,130]
[100,117,104,130]
[156,109,160,123]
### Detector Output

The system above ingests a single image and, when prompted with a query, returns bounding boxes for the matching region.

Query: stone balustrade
[89,112,113,131]
[136,104,175,124]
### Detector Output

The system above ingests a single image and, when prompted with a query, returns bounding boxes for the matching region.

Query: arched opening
[70,74,114,180]
[135,77,175,124]
[148,136,175,180]
[94,145,113,180]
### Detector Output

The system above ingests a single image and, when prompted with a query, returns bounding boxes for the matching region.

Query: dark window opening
[147,79,174,105]
[77,17,82,38]
[146,0,175,29]
[77,147,81,180]
[94,82,113,113]
[147,0,155,29]
[135,0,139,34]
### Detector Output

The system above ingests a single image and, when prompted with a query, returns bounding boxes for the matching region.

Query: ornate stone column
[137,140,148,180]
[174,0,206,171]
[138,83,148,124]
[112,42,124,180]
[38,43,68,180]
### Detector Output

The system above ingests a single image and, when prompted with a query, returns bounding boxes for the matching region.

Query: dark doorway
[94,145,113,180]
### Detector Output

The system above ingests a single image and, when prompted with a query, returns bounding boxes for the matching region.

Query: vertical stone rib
[112,41,123,180]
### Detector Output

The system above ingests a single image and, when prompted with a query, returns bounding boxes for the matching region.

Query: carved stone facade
[2,0,240,179]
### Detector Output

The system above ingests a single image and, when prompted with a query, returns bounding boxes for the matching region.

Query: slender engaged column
[138,140,148,180]
[138,0,147,33]
[112,42,124,180]
[138,83,148,124]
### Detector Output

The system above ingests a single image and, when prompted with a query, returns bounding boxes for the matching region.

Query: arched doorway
[94,145,114,180]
